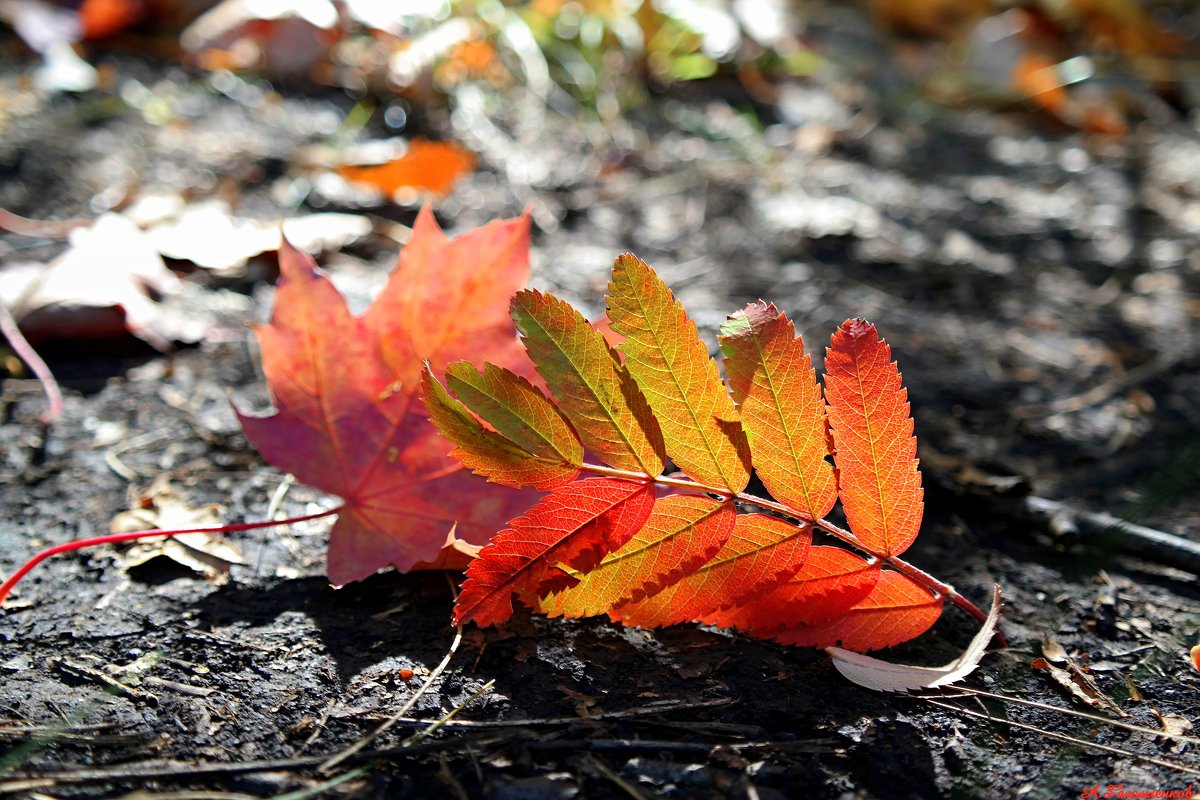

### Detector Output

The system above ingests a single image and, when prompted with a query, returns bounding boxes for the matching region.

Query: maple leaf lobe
[239,217,539,584]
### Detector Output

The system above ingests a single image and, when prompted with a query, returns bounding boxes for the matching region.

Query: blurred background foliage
[4,0,1200,140]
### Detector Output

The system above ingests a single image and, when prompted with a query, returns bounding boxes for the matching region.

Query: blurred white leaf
[0,213,199,348]
[144,200,370,274]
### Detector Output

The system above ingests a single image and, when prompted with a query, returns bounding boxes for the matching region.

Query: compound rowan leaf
[538,495,736,619]
[703,546,880,634]
[363,205,531,391]
[720,302,837,520]
[825,319,923,557]
[237,213,538,584]
[611,514,810,629]
[454,478,655,626]
[773,571,944,652]
[607,254,751,492]
[422,366,579,490]
[444,361,582,466]
[511,289,665,475]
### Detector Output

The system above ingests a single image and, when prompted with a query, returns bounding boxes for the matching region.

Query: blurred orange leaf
[336,139,475,198]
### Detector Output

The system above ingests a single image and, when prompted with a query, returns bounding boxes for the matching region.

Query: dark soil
[2,10,1199,798]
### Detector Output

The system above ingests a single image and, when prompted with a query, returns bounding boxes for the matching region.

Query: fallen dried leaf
[335,139,475,200]
[110,476,244,583]
[1032,635,1127,718]
[1,213,205,348]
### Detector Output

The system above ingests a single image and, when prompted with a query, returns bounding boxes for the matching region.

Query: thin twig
[581,754,650,800]
[114,791,260,800]
[0,208,93,238]
[0,506,342,606]
[919,697,1200,777]
[401,680,496,750]
[916,686,1200,746]
[0,298,62,424]
[268,764,371,800]
[350,696,735,729]
[0,732,527,793]
[318,580,466,773]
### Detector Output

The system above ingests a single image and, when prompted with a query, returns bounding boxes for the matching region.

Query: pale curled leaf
[826,585,1001,692]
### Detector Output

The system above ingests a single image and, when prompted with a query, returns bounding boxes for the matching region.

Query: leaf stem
[0,295,63,425]
[0,506,343,607]
[578,462,993,629]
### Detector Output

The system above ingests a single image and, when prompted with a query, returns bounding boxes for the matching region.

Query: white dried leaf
[826,585,1002,693]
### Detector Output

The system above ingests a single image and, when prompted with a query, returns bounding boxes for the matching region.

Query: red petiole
[0,506,344,607]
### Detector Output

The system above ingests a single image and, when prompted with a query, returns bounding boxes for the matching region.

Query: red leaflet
[454,478,655,626]
[773,571,944,652]
[538,495,737,619]
[824,319,923,557]
[237,212,538,583]
[611,514,810,628]
[703,546,880,634]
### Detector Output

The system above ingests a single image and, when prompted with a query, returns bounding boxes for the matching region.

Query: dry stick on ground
[1022,495,1200,575]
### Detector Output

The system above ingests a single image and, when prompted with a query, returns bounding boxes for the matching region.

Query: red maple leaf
[237,207,538,584]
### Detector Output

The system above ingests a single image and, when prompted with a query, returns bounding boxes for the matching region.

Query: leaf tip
[840,317,875,337]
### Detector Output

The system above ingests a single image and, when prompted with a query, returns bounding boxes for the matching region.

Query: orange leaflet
[611,514,810,629]
[443,361,581,466]
[538,495,736,619]
[454,478,656,626]
[773,571,944,652]
[720,302,837,520]
[237,212,537,584]
[703,546,880,634]
[510,289,664,476]
[336,139,475,198]
[606,254,751,492]
[422,366,580,491]
[363,206,531,391]
[824,319,923,557]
